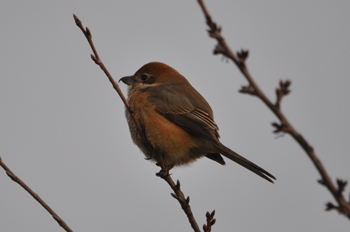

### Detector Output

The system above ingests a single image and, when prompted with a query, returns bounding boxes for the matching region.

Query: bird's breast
[125,90,206,166]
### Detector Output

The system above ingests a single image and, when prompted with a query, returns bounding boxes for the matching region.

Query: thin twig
[73,14,129,111]
[203,210,216,232]
[156,162,201,232]
[73,14,153,154]
[0,157,73,232]
[196,0,350,219]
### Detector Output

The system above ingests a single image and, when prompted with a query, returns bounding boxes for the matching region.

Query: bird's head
[119,62,188,92]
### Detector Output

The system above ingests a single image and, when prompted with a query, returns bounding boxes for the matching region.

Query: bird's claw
[156,163,174,177]
[156,169,170,177]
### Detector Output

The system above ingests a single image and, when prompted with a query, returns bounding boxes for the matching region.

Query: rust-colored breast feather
[127,88,208,165]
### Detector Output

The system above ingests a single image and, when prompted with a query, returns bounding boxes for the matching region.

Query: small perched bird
[120,62,275,183]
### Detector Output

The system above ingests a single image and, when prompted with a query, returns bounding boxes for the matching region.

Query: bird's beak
[119,76,136,85]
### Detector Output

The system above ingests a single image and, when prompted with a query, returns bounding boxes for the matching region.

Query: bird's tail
[215,143,276,183]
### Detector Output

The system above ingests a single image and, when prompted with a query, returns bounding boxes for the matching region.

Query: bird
[119,62,276,183]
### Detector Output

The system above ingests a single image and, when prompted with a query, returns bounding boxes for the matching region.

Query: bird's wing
[143,84,220,144]
[164,108,220,144]
[143,84,276,182]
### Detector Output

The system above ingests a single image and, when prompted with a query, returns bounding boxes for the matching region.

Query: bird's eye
[141,75,148,81]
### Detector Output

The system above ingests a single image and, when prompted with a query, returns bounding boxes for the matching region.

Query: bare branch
[156,162,202,232]
[239,84,257,96]
[203,210,216,232]
[275,80,291,108]
[0,157,73,232]
[73,14,129,113]
[73,14,154,156]
[196,0,350,219]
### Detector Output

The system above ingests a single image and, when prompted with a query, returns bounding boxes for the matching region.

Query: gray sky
[1,1,349,231]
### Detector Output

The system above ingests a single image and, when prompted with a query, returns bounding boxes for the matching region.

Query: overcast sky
[1,1,349,232]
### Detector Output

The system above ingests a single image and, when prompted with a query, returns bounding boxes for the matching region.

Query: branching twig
[0,157,73,232]
[203,210,216,232]
[156,162,202,232]
[73,14,210,231]
[275,80,291,109]
[197,0,350,219]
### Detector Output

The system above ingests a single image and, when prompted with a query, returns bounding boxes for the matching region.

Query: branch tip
[275,79,292,108]
[73,14,81,27]
[176,179,181,189]
[85,27,91,37]
[203,209,216,232]
[210,210,215,217]
[271,122,288,133]
[90,54,98,63]
[206,211,210,218]
[239,85,257,96]
[318,179,326,186]
[170,193,178,200]
[203,224,207,231]
[237,49,249,62]
[213,44,226,55]
[336,179,347,195]
[325,202,337,211]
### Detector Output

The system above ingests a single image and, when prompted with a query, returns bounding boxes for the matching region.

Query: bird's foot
[156,163,174,177]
